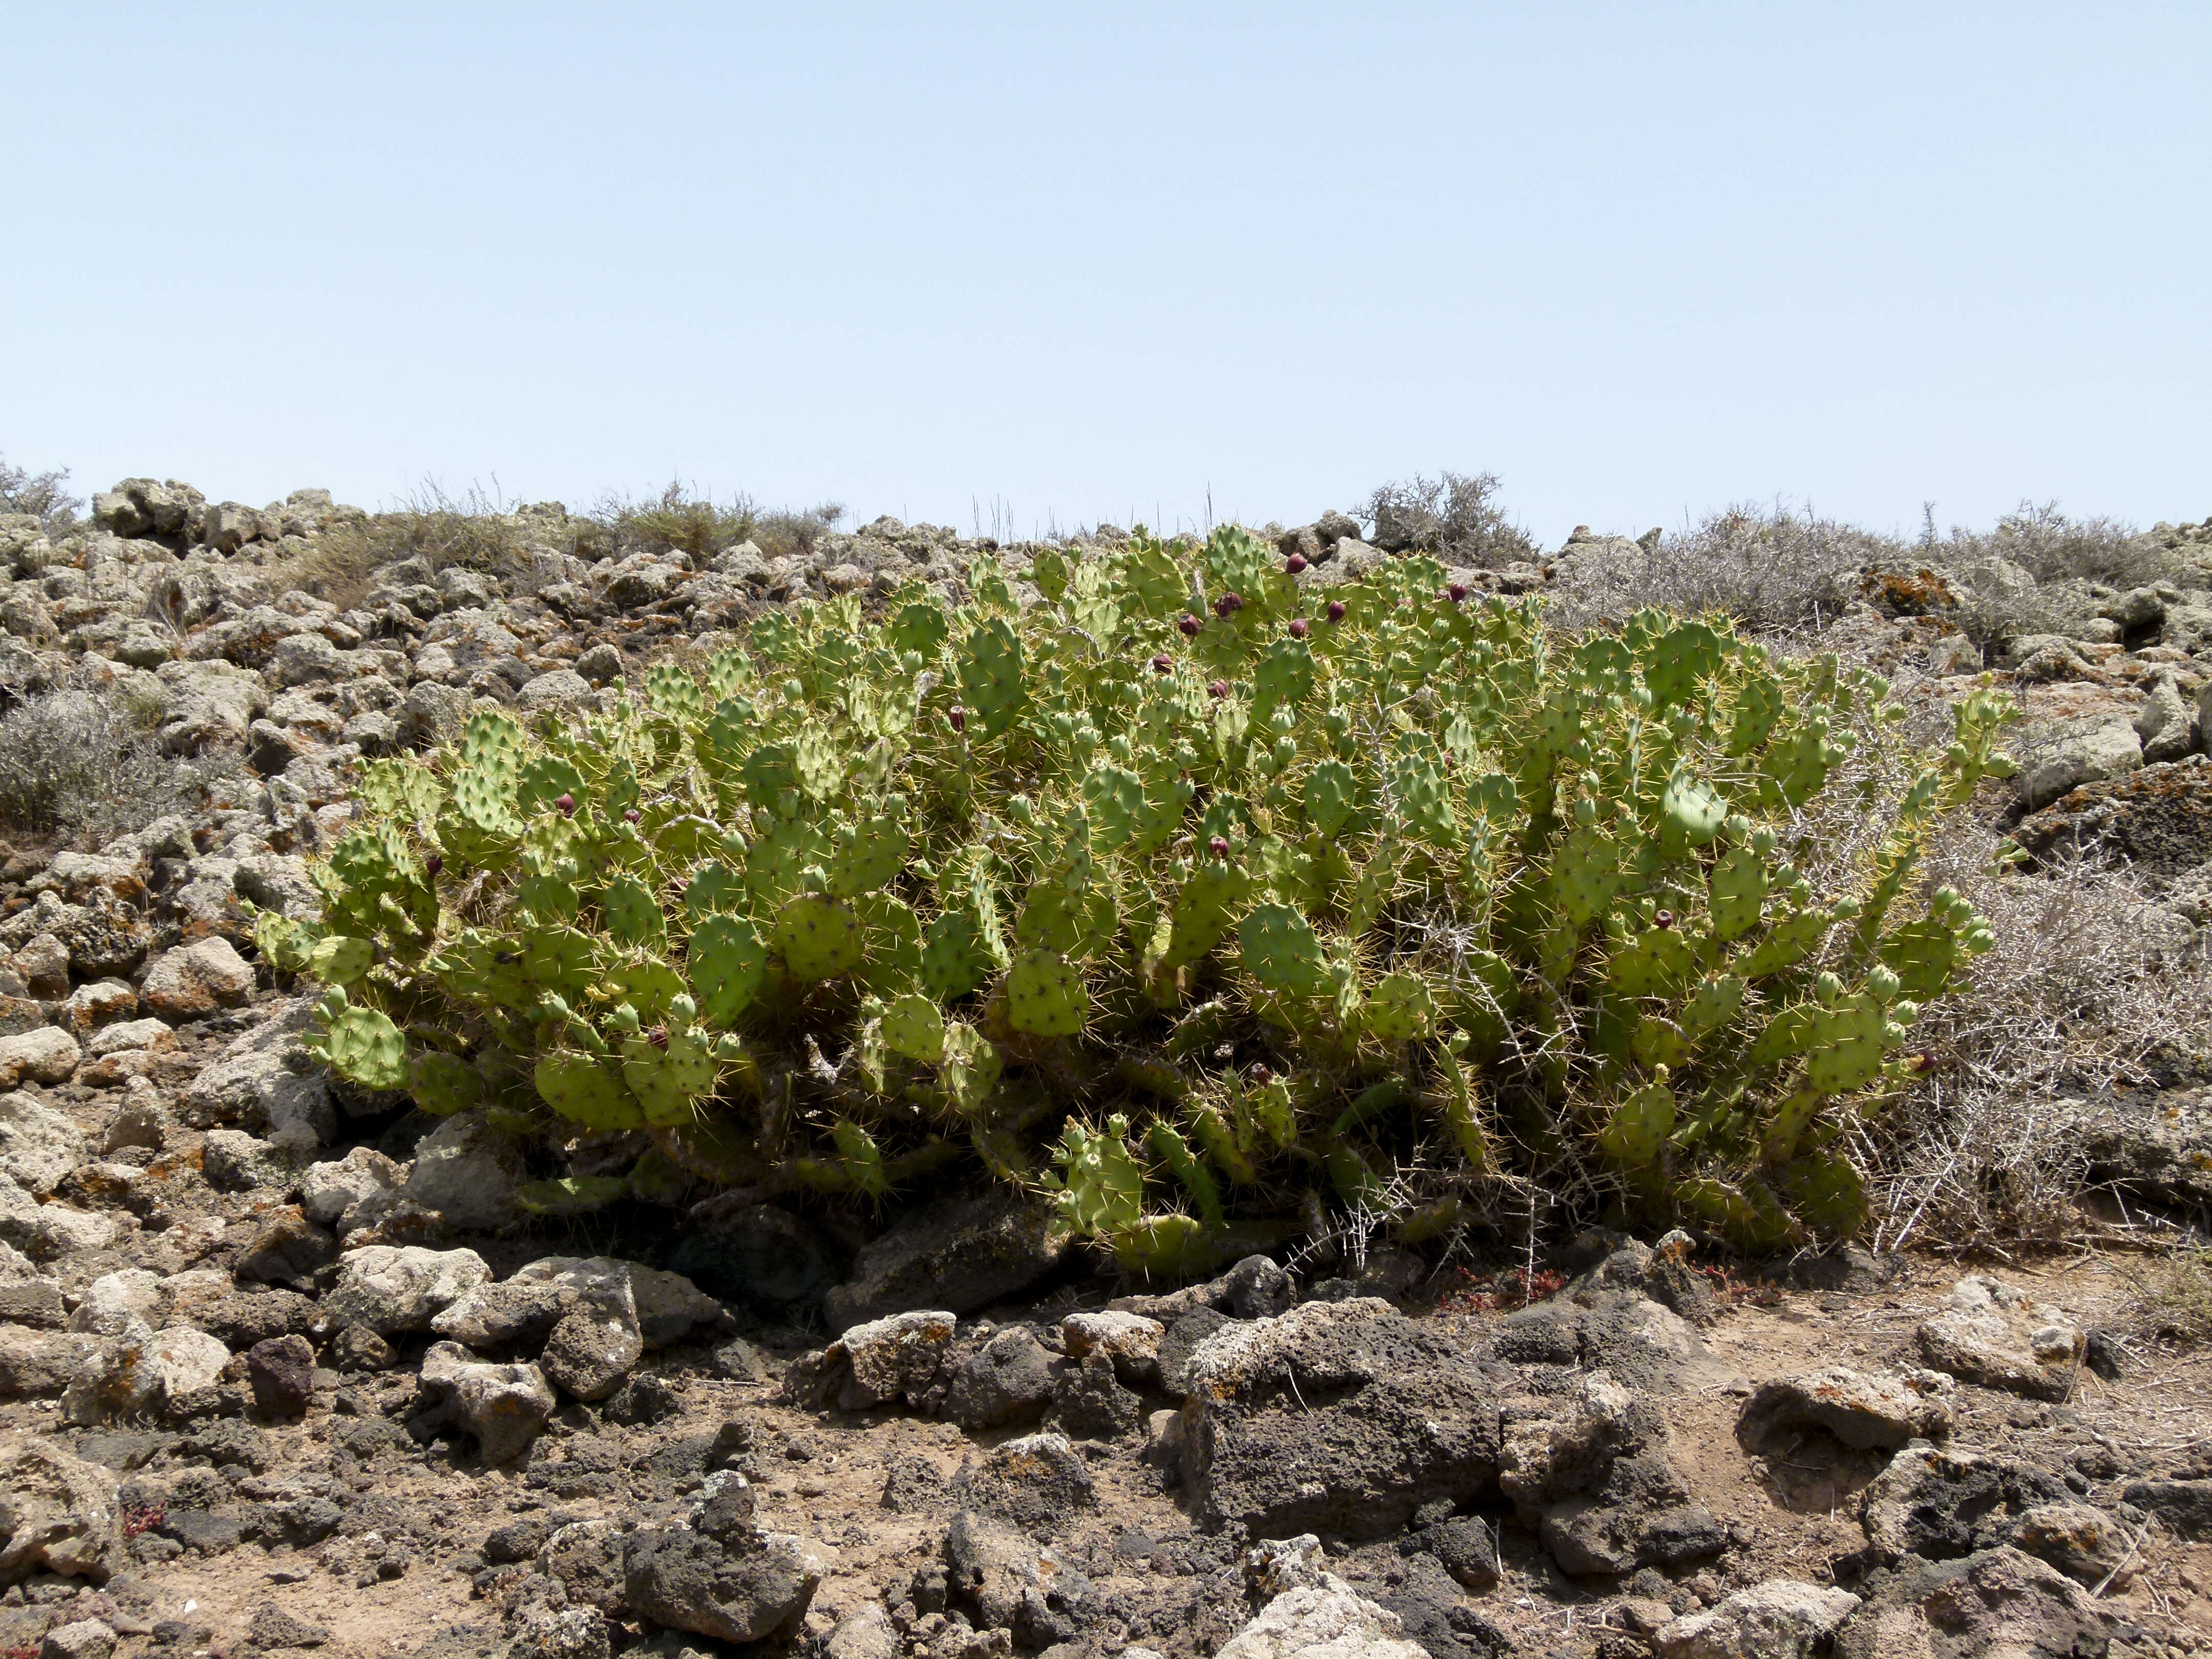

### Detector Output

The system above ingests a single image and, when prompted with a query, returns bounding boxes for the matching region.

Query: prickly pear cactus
[295,526,2015,1261]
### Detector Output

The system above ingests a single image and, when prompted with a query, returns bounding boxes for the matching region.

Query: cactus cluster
[274,528,2016,1267]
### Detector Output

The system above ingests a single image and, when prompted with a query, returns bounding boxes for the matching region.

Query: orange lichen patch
[1859,565,1961,617]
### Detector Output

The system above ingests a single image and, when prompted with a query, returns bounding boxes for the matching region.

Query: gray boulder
[0,1437,122,1584]
[401,1111,523,1230]
[1655,1580,1860,1659]
[1181,1298,1504,1537]
[0,1092,86,1195]
[2012,712,2143,811]
[178,997,335,1143]
[944,1509,1093,1648]
[322,1244,492,1335]
[1832,1545,2107,1659]
[1214,1581,1428,1659]
[417,1341,556,1463]
[1915,1276,2083,1401]
[1737,1366,1953,1454]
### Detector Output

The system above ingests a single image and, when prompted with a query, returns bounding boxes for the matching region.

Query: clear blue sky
[4,4,2205,547]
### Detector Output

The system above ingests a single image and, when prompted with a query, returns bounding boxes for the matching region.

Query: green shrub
[271,528,2015,1268]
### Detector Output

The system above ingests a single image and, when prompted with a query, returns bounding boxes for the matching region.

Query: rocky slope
[0,480,2207,1657]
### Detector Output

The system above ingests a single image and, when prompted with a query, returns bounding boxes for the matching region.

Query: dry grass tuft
[2125,1247,2212,1347]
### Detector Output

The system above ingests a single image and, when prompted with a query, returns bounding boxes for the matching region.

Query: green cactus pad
[1006,948,1088,1037]
[322,1005,408,1091]
[1237,902,1331,997]
[921,907,997,999]
[410,1050,484,1118]
[1363,971,1436,1043]
[1707,847,1769,939]
[957,618,1028,736]
[687,914,767,1024]
[600,874,666,949]
[1050,1114,1145,1236]
[518,755,587,817]
[307,934,373,986]
[622,1029,719,1127]
[517,1175,630,1217]
[830,814,910,897]
[775,894,865,980]
[685,861,746,921]
[1163,861,1251,969]
[880,991,947,1062]
[1303,759,1359,839]
[940,1019,1003,1113]
[1661,775,1728,846]
[1598,1076,1677,1164]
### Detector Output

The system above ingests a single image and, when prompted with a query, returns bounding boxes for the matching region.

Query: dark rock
[263,1497,341,1547]
[1053,1349,1140,1440]
[0,1277,66,1328]
[623,1521,825,1645]
[943,1326,1056,1429]
[1110,1253,1294,1324]
[666,1202,845,1315]
[1182,1298,1505,1538]
[2120,1478,2212,1541]
[602,1372,680,1427]
[485,1518,548,1564]
[538,1519,627,1612]
[824,1188,1067,1333]
[245,1335,315,1420]
[244,1603,328,1648]
[944,1510,1093,1649]
[881,1452,950,1514]
[330,1324,393,1372]
[1156,1307,1231,1395]
[947,1432,1097,1534]
[1834,1544,2107,1658]
[1421,1518,1501,1589]
[1858,1444,2074,1567]
[231,1209,337,1290]
[155,1506,243,1554]
[2061,1092,2212,1215]
[182,1290,316,1351]
[2012,756,2212,876]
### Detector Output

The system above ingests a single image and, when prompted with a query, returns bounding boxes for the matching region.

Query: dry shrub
[1858,842,2209,1253]
[752,502,845,562]
[0,690,219,846]
[0,453,82,530]
[1552,502,1899,631]
[1942,501,2170,590]
[1363,471,1536,566]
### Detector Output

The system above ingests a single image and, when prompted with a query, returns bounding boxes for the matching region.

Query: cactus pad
[775,894,865,980]
[1006,948,1088,1037]
[1363,971,1436,1043]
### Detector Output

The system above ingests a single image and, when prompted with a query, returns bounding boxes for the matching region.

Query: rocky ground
[0,477,2210,1658]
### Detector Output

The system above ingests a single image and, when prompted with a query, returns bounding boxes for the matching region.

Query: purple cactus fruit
[623,808,641,824]
[1250,1062,1273,1085]
[424,853,443,878]
[1208,679,1229,699]
[1653,909,1674,930]
[1215,591,1244,617]
[1152,653,1174,673]
[947,704,967,732]
[646,1025,669,1050]
[1288,618,1309,639]
[1285,553,1308,574]
[1179,614,1202,637]
[1448,582,1471,604]
[555,793,576,817]
[1327,600,1348,623]
[1209,835,1230,858]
